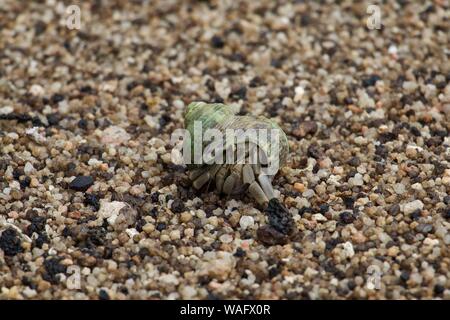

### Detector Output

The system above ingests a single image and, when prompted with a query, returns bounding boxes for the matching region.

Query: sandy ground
[0,0,449,299]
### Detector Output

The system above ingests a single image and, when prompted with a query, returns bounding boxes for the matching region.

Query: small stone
[312,213,327,222]
[416,223,433,235]
[169,230,181,240]
[24,162,35,175]
[349,173,364,186]
[0,228,23,256]
[293,86,305,102]
[100,126,131,146]
[180,286,197,299]
[393,183,406,195]
[293,121,318,138]
[293,182,306,193]
[198,251,235,281]
[388,204,400,215]
[0,106,14,115]
[29,84,45,96]
[362,74,381,87]
[142,223,155,234]
[239,215,254,230]
[180,212,192,223]
[342,241,355,258]
[402,200,424,215]
[211,35,225,48]
[98,289,110,300]
[98,201,137,231]
[219,234,233,244]
[339,211,355,224]
[387,246,399,257]
[69,176,94,192]
[171,198,185,213]
[257,225,289,246]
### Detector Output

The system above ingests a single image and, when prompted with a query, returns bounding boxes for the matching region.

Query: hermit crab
[183,102,289,205]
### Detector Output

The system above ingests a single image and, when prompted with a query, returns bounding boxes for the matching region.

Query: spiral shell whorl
[184,102,289,170]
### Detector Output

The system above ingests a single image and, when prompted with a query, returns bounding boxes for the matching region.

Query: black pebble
[265,198,295,236]
[149,207,158,218]
[47,113,61,126]
[171,198,186,213]
[342,196,355,209]
[43,258,67,284]
[156,222,166,231]
[400,271,410,282]
[362,74,381,87]
[0,228,23,256]
[347,156,361,167]
[80,85,93,94]
[84,193,100,211]
[69,176,94,191]
[51,94,65,104]
[98,289,110,300]
[410,126,421,137]
[78,118,88,129]
[319,204,329,214]
[19,176,31,189]
[410,209,421,220]
[34,20,47,36]
[268,266,281,278]
[443,208,450,220]
[211,35,225,48]
[150,191,160,203]
[443,196,450,205]
[339,211,355,224]
[233,247,246,258]
[388,204,400,215]
[434,284,445,295]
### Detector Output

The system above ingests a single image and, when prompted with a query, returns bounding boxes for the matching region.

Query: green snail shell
[184,101,289,171]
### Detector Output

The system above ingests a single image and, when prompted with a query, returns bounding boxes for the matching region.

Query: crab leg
[242,164,255,185]
[215,166,228,192]
[257,173,275,200]
[248,181,269,204]
[223,164,242,195]
[192,171,211,189]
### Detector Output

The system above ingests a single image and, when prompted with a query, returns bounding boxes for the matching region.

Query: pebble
[198,252,235,281]
[342,242,355,258]
[293,182,305,193]
[69,176,94,192]
[0,106,13,115]
[101,126,131,146]
[219,234,233,244]
[349,173,364,186]
[24,162,35,174]
[239,216,255,230]
[98,201,137,231]
[402,200,424,215]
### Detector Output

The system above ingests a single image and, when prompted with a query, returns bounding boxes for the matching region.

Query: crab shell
[184,101,289,204]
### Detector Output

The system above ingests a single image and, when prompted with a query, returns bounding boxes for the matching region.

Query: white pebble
[343,241,355,258]
[219,234,233,244]
[402,200,424,215]
[24,162,35,174]
[393,183,406,195]
[0,106,13,115]
[239,216,254,230]
[29,84,45,96]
